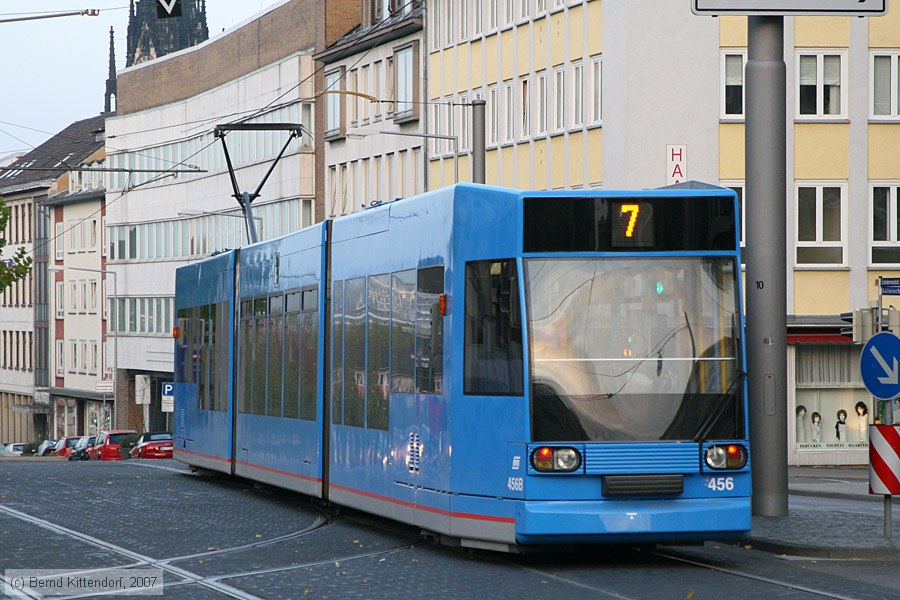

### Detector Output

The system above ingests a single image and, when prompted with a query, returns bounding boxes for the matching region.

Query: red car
[87,430,138,461]
[50,436,82,459]
[130,432,174,459]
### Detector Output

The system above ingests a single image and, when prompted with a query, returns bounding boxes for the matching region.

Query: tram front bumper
[515,497,751,545]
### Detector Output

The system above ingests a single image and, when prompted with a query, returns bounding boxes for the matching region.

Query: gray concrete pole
[746,16,788,517]
[472,99,486,184]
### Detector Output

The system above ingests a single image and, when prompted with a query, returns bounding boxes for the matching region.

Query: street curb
[744,538,900,560]
[790,489,900,505]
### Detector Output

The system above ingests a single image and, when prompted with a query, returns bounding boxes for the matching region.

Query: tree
[0,196,32,291]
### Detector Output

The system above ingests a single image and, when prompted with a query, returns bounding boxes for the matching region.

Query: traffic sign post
[161,382,174,413]
[869,425,900,538]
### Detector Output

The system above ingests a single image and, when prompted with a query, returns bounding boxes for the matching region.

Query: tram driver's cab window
[464,259,524,395]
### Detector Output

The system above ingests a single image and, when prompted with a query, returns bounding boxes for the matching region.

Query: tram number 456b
[507,477,524,492]
[706,477,735,492]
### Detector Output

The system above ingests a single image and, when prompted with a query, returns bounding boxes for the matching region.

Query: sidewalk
[747,466,900,559]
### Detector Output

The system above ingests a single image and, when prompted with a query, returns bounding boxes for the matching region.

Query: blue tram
[174,184,750,551]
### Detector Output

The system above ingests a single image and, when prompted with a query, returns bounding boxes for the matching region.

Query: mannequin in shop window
[810,411,822,443]
[835,409,848,442]
[795,405,808,444]
[855,401,868,443]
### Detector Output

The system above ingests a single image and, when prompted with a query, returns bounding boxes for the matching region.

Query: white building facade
[105,39,318,430]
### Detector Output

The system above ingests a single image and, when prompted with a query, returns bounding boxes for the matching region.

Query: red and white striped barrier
[869,425,900,495]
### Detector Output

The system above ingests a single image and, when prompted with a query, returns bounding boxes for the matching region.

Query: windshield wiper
[691,370,747,443]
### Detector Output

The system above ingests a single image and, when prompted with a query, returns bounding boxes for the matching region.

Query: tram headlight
[531,447,582,472]
[705,444,747,470]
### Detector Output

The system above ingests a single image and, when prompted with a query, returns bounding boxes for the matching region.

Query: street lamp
[48,265,117,430]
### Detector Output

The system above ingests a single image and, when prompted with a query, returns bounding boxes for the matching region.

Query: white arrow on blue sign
[861,332,900,399]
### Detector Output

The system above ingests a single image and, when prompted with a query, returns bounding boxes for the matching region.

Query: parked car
[130,432,173,459]
[87,430,138,461]
[50,436,82,459]
[0,442,26,456]
[68,436,96,461]
[36,440,57,456]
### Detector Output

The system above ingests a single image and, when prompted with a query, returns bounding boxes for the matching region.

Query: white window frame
[795,51,848,119]
[591,56,602,125]
[459,0,468,40]
[572,61,584,128]
[460,94,470,151]
[324,68,345,138]
[722,50,746,119]
[520,78,531,140]
[504,80,515,143]
[795,182,847,266]
[55,222,64,259]
[554,65,566,132]
[55,281,64,319]
[432,0,442,50]
[489,84,500,147]
[870,52,900,119]
[537,71,548,136]
[721,180,746,250]
[55,340,64,377]
[870,183,900,266]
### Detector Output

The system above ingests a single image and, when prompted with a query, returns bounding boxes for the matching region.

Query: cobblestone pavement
[2,459,899,600]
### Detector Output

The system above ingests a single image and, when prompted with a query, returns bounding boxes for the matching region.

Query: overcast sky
[0,1,270,159]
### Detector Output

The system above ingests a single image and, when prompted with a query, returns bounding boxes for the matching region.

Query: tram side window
[284,292,301,419]
[368,274,390,430]
[464,260,524,395]
[194,306,206,409]
[416,266,444,394]
[175,307,190,384]
[238,300,253,414]
[251,298,268,415]
[332,282,344,424]
[344,278,367,427]
[267,296,284,417]
[215,300,229,412]
[299,286,319,421]
[390,270,416,394]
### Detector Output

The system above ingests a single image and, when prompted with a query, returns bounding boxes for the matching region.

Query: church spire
[126,0,209,68]
[105,26,117,113]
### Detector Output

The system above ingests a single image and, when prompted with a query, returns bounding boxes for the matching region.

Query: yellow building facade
[426,1,900,465]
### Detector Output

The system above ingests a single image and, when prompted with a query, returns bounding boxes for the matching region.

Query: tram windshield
[525,257,744,442]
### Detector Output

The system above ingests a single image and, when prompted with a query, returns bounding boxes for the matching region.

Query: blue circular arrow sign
[860,332,900,399]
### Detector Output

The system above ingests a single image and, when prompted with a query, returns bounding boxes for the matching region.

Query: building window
[325,68,345,139]
[55,222,64,259]
[871,52,900,118]
[591,56,602,124]
[459,0,468,39]
[55,340,64,377]
[538,71,548,135]
[554,66,566,132]
[432,0,441,49]
[797,52,846,118]
[520,79,530,139]
[871,184,900,264]
[573,62,584,128]
[55,282,64,318]
[723,51,746,118]
[394,42,419,123]
[796,184,845,265]
[489,85,500,146]
[504,80,515,143]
